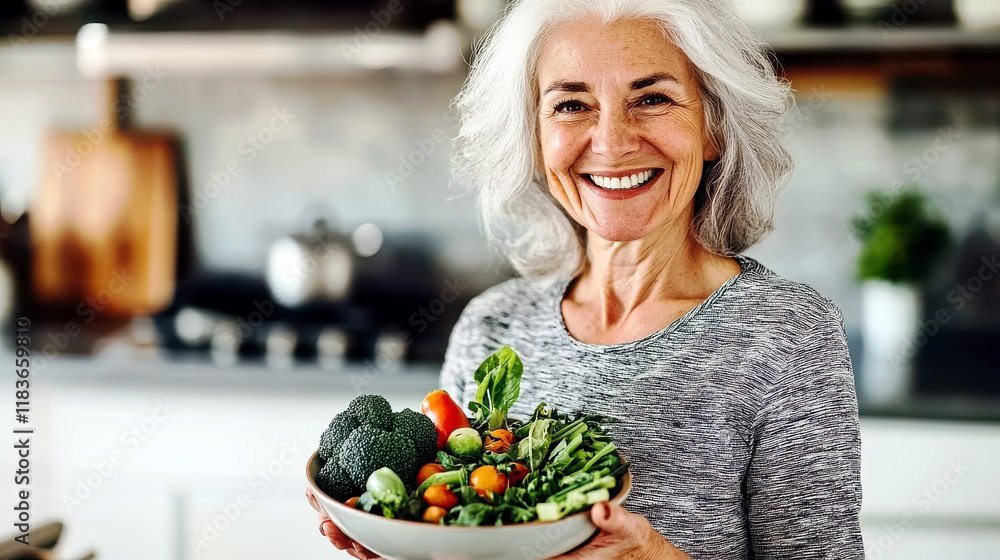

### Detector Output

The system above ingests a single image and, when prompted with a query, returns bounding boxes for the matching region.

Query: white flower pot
[860,280,923,406]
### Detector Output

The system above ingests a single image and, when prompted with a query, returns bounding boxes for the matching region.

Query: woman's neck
[568,222,737,330]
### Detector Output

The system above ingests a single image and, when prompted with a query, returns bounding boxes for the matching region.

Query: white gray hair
[452,0,794,279]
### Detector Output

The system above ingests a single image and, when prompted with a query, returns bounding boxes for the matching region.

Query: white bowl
[306,451,632,560]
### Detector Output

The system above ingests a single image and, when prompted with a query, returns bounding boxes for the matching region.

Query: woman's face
[536,17,719,242]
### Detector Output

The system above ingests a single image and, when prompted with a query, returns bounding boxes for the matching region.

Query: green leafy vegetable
[318,346,629,526]
[471,346,523,430]
[516,418,553,472]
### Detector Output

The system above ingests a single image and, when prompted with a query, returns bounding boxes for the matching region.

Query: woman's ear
[703,135,721,162]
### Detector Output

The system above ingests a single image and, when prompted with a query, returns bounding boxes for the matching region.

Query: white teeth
[587,170,657,190]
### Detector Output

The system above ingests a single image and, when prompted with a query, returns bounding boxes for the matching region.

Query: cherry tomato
[507,462,529,487]
[421,390,471,450]
[469,465,508,497]
[423,484,459,509]
[416,463,446,486]
[344,496,360,508]
[422,506,448,524]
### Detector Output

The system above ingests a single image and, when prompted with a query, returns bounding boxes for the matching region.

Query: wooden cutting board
[31,78,177,316]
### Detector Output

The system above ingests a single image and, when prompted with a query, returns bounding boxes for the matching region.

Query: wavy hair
[452,0,793,279]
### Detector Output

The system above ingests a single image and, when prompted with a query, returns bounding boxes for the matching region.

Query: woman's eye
[554,100,586,114]
[639,94,672,107]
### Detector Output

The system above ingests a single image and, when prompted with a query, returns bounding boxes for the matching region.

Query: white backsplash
[1,42,998,331]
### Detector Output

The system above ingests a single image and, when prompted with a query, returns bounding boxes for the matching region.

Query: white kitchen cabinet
[13,356,439,560]
[8,355,1000,560]
[858,418,1000,559]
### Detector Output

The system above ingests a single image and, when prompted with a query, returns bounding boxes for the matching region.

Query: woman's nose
[590,109,641,160]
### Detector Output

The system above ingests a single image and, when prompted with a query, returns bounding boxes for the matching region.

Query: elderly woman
[309,0,865,558]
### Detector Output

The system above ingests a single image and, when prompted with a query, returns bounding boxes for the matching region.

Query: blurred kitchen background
[0,0,997,558]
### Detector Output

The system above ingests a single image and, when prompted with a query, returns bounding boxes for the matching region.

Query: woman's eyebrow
[629,73,681,90]
[542,73,682,96]
[542,80,590,96]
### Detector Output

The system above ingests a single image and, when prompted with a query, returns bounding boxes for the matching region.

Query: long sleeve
[745,305,865,559]
[437,281,523,410]
[438,300,481,409]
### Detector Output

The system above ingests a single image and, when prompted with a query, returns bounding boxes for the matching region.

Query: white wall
[2,42,1000,331]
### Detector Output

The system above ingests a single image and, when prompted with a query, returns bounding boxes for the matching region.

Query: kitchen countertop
[27,348,441,395]
[19,346,1000,424]
[10,349,1000,560]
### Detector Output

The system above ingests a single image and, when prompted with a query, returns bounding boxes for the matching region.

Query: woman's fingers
[306,486,379,558]
[322,518,379,557]
[348,549,371,560]
[320,519,354,550]
[350,542,379,559]
[304,487,320,512]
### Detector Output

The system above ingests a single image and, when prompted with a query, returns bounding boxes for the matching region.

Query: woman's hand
[551,502,690,560]
[305,487,380,559]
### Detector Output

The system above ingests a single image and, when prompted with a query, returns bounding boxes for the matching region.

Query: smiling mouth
[584,169,663,191]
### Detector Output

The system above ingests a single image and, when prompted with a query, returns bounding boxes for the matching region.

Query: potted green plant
[850,187,950,406]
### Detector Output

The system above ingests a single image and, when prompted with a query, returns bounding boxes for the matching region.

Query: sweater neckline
[548,254,758,353]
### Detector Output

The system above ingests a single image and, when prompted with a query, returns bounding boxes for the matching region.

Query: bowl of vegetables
[305,347,631,560]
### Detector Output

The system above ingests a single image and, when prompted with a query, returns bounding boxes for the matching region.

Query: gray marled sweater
[439,254,865,559]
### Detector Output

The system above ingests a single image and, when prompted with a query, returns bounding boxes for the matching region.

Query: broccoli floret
[318,412,360,461]
[347,395,393,430]
[339,424,418,488]
[392,409,438,465]
[315,395,436,495]
[383,431,418,484]
[316,455,362,502]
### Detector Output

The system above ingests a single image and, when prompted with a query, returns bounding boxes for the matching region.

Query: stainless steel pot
[266,219,354,307]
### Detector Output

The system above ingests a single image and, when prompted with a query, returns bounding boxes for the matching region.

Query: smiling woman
[537,18,719,244]
[453,0,791,282]
[310,1,865,559]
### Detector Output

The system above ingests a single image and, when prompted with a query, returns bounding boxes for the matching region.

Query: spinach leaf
[449,503,498,526]
[471,346,524,430]
[454,485,481,505]
[482,450,517,466]
[516,418,553,472]
[497,503,536,524]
